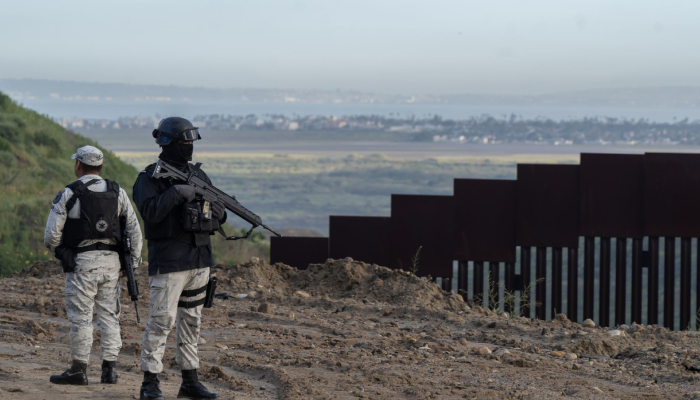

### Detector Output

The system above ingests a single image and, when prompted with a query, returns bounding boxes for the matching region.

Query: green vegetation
[211,228,269,265]
[0,92,139,275]
[409,245,422,275]
[0,92,268,275]
[465,275,543,318]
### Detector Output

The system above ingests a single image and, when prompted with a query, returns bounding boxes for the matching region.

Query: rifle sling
[219,225,256,241]
[65,179,101,213]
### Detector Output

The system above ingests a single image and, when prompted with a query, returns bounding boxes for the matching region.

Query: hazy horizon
[6,77,700,98]
[3,1,700,96]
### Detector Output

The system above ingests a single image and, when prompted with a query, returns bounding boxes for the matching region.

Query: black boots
[140,372,165,400]
[101,360,118,384]
[49,360,88,385]
[177,369,219,399]
[139,369,217,399]
[50,359,118,385]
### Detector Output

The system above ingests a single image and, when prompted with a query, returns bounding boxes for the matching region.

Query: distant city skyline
[2,1,700,95]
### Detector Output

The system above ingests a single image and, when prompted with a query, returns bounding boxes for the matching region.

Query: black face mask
[159,142,194,169]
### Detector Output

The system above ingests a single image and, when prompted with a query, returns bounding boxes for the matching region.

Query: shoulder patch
[140,162,157,175]
[52,191,63,204]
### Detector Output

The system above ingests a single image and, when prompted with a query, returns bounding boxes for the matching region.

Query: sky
[1,0,699,95]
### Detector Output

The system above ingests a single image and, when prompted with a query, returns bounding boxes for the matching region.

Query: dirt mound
[570,338,621,357]
[3,256,700,399]
[294,258,466,310]
[218,258,467,311]
[19,260,62,278]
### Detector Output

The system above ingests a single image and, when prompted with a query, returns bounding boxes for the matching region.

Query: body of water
[15,98,700,122]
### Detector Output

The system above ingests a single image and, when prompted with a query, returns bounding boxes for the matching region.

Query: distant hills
[3,78,700,108]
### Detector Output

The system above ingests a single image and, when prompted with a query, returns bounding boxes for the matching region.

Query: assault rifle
[152,159,282,240]
[119,216,141,323]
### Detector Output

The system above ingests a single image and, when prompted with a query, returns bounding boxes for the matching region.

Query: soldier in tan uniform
[44,145,142,385]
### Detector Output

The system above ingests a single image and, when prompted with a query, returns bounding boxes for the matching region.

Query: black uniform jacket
[133,162,227,276]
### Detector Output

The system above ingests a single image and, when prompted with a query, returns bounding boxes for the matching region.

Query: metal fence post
[567,247,579,322]
[615,238,627,326]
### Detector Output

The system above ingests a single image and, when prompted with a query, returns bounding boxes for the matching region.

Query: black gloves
[172,185,204,203]
[211,201,226,220]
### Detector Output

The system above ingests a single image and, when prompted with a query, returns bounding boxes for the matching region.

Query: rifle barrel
[153,159,280,235]
[134,303,141,324]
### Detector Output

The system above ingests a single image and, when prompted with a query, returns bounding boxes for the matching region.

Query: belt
[74,243,120,254]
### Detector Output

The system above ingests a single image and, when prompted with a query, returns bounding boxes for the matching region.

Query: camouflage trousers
[65,251,122,364]
[141,267,209,373]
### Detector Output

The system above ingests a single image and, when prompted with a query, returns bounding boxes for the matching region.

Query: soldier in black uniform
[133,117,225,400]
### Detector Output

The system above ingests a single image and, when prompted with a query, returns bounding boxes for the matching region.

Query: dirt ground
[2,258,700,399]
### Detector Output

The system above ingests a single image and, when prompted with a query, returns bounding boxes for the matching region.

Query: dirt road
[2,259,700,399]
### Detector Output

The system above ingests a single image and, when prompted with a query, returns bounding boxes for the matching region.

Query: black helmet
[152,116,202,146]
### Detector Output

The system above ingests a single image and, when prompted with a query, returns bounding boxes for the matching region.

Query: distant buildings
[59,114,700,146]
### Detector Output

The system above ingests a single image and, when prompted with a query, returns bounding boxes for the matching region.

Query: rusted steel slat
[521,247,531,318]
[504,262,514,313]
[458,261,468,298]
[442,278,451,293]
[474,261,484,307]
[697,240,700,330]
[490,262,500,310]
[615,238,627,326]
[681,238,691,330]
[568,247,579,322]
[536,247,547,320]
[663,237,676,329]
[584,237,595,320]
[631,238,642,324]
[600,237,611,327]
[664,237,676,330]
[270,237,329,270]
[552,248,563,317]
[648,237,660,326]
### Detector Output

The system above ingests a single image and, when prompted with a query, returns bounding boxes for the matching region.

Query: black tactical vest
[62,179,122,247]
[139,163,212,247]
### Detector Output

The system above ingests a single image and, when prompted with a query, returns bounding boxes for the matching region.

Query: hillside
[0,92,268,275]
[0,92,140,274]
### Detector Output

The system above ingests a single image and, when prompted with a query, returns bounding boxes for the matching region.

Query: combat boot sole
[49,370,88,385]
[140,390,165,400]
[177,394,218,399]
[177,389,219,399]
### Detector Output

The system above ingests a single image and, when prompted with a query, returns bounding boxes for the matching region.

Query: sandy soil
[2,258,700,399]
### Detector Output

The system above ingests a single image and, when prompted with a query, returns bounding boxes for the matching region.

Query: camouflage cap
[71,145,104,166]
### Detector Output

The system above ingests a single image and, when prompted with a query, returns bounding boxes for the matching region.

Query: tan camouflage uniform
[141,267,209,373]
[44,167,142,364]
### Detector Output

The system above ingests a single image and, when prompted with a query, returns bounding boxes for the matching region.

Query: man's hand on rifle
[172,185,205,203]
[211,201,226,220]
